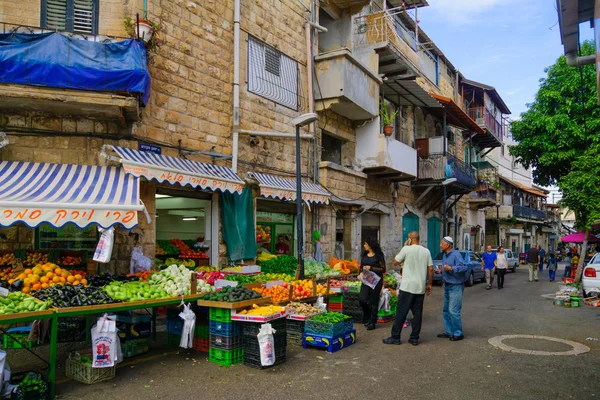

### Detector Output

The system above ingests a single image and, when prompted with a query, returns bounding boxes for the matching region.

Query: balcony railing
[418,154,477,188]
[469,187,497,202]
[546,213,560,224]
[467,107,504,141]
[513,205,545,221]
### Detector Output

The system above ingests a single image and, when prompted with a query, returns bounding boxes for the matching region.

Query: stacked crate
[286,318,305,346]
[342,291,363,322]
[193,306,210,352]
[208,308,243,366]
[165,308,183,346]
[327,294,343,313]
[302,316,356,353]
[242,318,287,369]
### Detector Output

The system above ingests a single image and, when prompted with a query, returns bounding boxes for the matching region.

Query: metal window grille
[248,35,299,110]
[42,0,98,34]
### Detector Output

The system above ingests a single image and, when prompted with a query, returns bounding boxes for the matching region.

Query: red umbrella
[561,232,600,244]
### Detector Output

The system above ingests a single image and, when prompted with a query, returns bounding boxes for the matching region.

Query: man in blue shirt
[436,237,468,342]
[481,245,497,290]
[538,245,546,272]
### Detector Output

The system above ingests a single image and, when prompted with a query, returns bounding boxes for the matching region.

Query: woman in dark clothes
[359,237,386,330]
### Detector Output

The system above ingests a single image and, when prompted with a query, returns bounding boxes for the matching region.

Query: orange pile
[8,263,88,293]
[253,280,333,303]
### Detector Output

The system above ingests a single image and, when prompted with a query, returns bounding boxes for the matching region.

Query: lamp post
[442,178,457,237]
[495,202,501,248]
[291,113,318,280]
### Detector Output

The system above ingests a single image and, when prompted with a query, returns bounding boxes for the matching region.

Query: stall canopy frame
[249,172,330,205]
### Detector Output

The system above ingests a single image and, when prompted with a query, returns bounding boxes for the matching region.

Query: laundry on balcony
[0,32,151,105]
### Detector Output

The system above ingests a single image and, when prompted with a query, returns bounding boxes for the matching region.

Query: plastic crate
[286,319,305,334]
[303,329,356,353]
[243,349,287,369]
[287,331,304,346]
[328,302,343,312]
[342,291,360,303]
[209,308,231,323]
[329,294,344,303]
[243,332,287,354]
[10,371,49,400]
[166,333,181,347]
[166,319,184,335]
[305,316,353,337]
[65,353,116,385]
[208,347,244,366]
[193,337,209,352]
[194,324,209,339]
[209,321,242,337]
[343,311,364,323]
[121,338,150,358]
[166,308,180,320]
[3,327,36,350]
[242,319,286,336]
[210,334,243,350]
[377,308,396,317]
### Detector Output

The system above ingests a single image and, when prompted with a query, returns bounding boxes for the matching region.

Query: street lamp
[442,178,457,237]
[291,113,318,280]
[495,202,501,248]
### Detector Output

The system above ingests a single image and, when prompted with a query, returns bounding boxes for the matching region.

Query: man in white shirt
[383,231,433,346]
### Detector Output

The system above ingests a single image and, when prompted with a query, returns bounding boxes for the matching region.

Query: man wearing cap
[436,236,469,342]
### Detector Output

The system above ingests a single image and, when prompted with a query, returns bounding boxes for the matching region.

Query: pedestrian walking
[547,252,558,282]
[436,237,468,342]
[481,245,497,290]
[527,245,540,282]
[538,245,546,272]
[496,246,508,289]
[563,252,572,278]
[359,237,386,331]
[382,231,433,346]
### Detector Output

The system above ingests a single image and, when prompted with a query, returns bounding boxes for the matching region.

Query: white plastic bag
[91,314,121,368]
[178,303,196,349]
[130,246,152,274]
[379,288,390,311]
[93,227,114,263]
[257,323,276,367]
[0,350,11,396]
[315,295,327,312]
[358,269,381,289]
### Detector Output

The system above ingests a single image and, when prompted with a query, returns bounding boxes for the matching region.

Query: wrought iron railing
[513,205,545,221]
[469,187,497,202]
[467,107,504,141]
[417,154,477,188]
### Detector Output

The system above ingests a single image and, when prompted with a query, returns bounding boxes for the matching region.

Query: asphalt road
[44,265,600,399]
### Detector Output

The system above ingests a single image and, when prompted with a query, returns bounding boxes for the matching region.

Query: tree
[510,40,600,282]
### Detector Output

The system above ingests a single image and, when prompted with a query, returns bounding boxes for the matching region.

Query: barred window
[41,0,99,34]
[248,36,298,110]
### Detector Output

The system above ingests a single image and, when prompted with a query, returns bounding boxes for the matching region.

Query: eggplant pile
[87,273,138,287]
[31,284,118,308]
[0,279,24,292]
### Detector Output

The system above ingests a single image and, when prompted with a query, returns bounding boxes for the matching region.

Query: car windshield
[459,251,468,261]
[433,252,444,261]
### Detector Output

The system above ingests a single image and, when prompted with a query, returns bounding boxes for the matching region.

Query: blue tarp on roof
[0,32,151,105]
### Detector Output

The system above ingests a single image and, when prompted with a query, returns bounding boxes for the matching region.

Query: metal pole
[496,206,500,247]
[296,125,305,280]
[443,184,447,237]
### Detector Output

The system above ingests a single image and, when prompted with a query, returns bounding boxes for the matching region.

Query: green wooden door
[427,217,441,256]
[402,213,420,244]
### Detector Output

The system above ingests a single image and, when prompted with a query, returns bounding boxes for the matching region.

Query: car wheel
[466,273,474,287]
[511,265,517,273]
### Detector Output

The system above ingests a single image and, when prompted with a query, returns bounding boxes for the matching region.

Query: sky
[415,0,594,201]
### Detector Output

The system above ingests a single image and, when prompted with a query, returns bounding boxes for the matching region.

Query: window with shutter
[41,0,98,34]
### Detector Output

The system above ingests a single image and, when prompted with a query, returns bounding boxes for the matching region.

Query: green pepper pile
[222,274,259,285]
[310,312,352,323]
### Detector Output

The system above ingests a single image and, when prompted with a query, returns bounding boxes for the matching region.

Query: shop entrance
[361,213,380,243]
[256,200,296,256]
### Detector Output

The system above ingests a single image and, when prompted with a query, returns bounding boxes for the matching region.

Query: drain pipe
[232,0,241,173]
[565,52,595,67]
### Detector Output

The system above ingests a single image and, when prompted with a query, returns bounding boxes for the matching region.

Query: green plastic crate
[194,324,209,339]
[3,328,36,350]
[209,308,231,323]
[377,308,396,317]
[208,347,244,366]
[166,333,181,347]
[329,295,344,303]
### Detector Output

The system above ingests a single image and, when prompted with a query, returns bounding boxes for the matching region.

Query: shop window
[322,132,342,165]
[248,36,298,110]
[42,0,99,34]
[256,211,294,256]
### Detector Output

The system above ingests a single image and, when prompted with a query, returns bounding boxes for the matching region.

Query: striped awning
[103,145,244,194]
[250,172,330,204]
[0,162,144,229]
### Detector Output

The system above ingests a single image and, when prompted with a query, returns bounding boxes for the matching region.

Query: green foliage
[380,101,398,126]
[510,40,600,229]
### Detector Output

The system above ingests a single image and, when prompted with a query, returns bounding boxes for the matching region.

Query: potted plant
[124,16,164,62]
[380,101,398,137]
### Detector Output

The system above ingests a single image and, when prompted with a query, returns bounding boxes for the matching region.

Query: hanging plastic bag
[379,288,391,311]
[358,269,381,290]
[91,314,121,368]
[93,227,114,263]
[130,246,152,274]
[0,350,12,397]
[315,295,327,312]
[178,303,196,349]
[257,323,276,367]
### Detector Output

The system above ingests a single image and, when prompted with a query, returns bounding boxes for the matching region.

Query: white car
[582,253,600,298]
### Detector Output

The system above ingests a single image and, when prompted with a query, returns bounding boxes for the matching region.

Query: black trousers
[359,280,383,326]
[497,269,506,288]
[390,290,425,340]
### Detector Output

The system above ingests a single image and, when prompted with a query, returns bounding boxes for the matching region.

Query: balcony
[513,205,545,221]
[468,185,498,208]
[314,49,381,120]
[417,154,477,190]
[467,107,504,142]
[356,118,417,181]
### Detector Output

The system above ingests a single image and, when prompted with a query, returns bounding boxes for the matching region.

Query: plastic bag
[257,323,276,367]
[0,350,12,397]
[358,269,381,289]
[315,295,327,312]
[178,303,196,349]
[130,246,152,274]
[93,227,114,263]
[379,288,390,311]
[91,314,121,368]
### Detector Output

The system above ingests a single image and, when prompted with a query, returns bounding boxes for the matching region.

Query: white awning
[249,172,330,204]
[0,161,143,229]
[103,145,244,194]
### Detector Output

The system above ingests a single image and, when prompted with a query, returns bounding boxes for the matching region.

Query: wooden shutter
[73,0,94,33]
[45,0,68,31]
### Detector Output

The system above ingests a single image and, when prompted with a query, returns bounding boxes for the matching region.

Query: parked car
[491,249,519,273]
[582,253,600,298]
[432,250,486,287]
